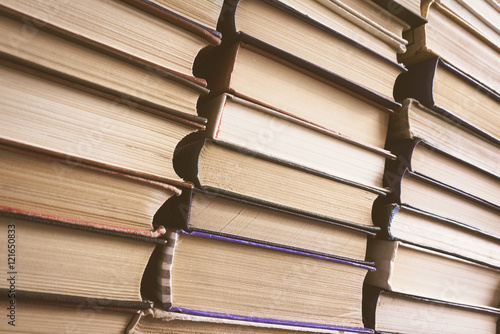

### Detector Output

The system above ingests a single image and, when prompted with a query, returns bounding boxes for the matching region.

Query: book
[154,187,375,262]
[0,209,164,303]
[150,230,375,332]
[0,290,148,333]
[199,93,395,189]
[0,11,210,118]
[382,168,500,237]
[173,138,387,228]
[386,139,500,208]
[363,287,500,334]
[216,0,406,100]
[255,0,410,62]
[400,0,500,92]
[196,40,398,148]
[0,0,221,80]
[128,307,371,334]
[430,0,500,54]
[365,239,500,308]
[373,203,500,268]
[0,58,204,184]
[122,0,224,33]
[0,140,180,232]
[394,56,500,143]
[387,98,500,178]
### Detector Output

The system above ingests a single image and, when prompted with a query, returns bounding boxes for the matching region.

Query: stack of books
[130,1,434,333]
[0,0,222,332]
[364,1,500,333]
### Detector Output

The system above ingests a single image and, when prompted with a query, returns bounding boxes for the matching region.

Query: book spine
[153,188,194,231]
[393,57,438,105]
[172,135,206,187]
[156,231,178,308]
[371,202,400,240]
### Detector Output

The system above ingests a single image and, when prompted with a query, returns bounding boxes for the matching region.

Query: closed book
[400,0,499,92]
[365,239,500,308]
[154,187,375,262]
[150,230,375,332]
[385,139,500,208]
[128,307,371,334]
[0,11,209,119]
[381,168,500,237]
[0,58,204,185]
[0,140,181,232]
[199,93,395,189]
[0,209,164,304]
[195,40,397,148]
[394,56,500,143]
[0,0,221,80]
[362,286,500,334]
[371,0,427,27]
[1,290,148,334]
[217,0,405,100]
[387,98,500,177]
[174,137,386,228]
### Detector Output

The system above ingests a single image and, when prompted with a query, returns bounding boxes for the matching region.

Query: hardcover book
[150,230,375,332]
[0,290,148,334]
[400,0,499,92]
[0,59,204,185]
[199,93,395,189]
[372,203,500,268]
[128,307,371,334]
[173,138,387,228]
[217,0,406,99]
[0,209,164,303]
[394,57,500,143]
[387,98,500,178]
[0,140,181,232]
[363,287,500,334]
[381,168,500,237]
[365,239,500,308]
[0,0,221,80]
[0,12,210,118]
[195,40,398,148]
[154,187,375,262]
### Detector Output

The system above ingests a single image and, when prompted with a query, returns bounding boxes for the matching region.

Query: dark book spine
[172,135,205,186]
[153,188,194,230]
[362,285,383,330]
[393,57,438,105]
[371,202,400,240]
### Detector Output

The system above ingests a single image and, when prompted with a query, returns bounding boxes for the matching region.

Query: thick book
[363,286,500,334]
[216,0,406,100]
[381,167,500,237]
[0,58,204,185]
[399,0,499,93]
[385,139,500,208]
[122,0,224,35]
[0,0,220,80]
[387,98,500,180]
[150,230,375,332]
[195,40,398,148]
[0,140,181,232]
[394,56,500,143]
[245,0,411,62]
[1,290,148,333]
[373,203,500,269]
[0,209,164,305]
[199,93,395,189]
[174,137,387,229]
[154,187,376,262]
[365,239,500,308]
[128,307,372,334]
[0,11,210,119]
